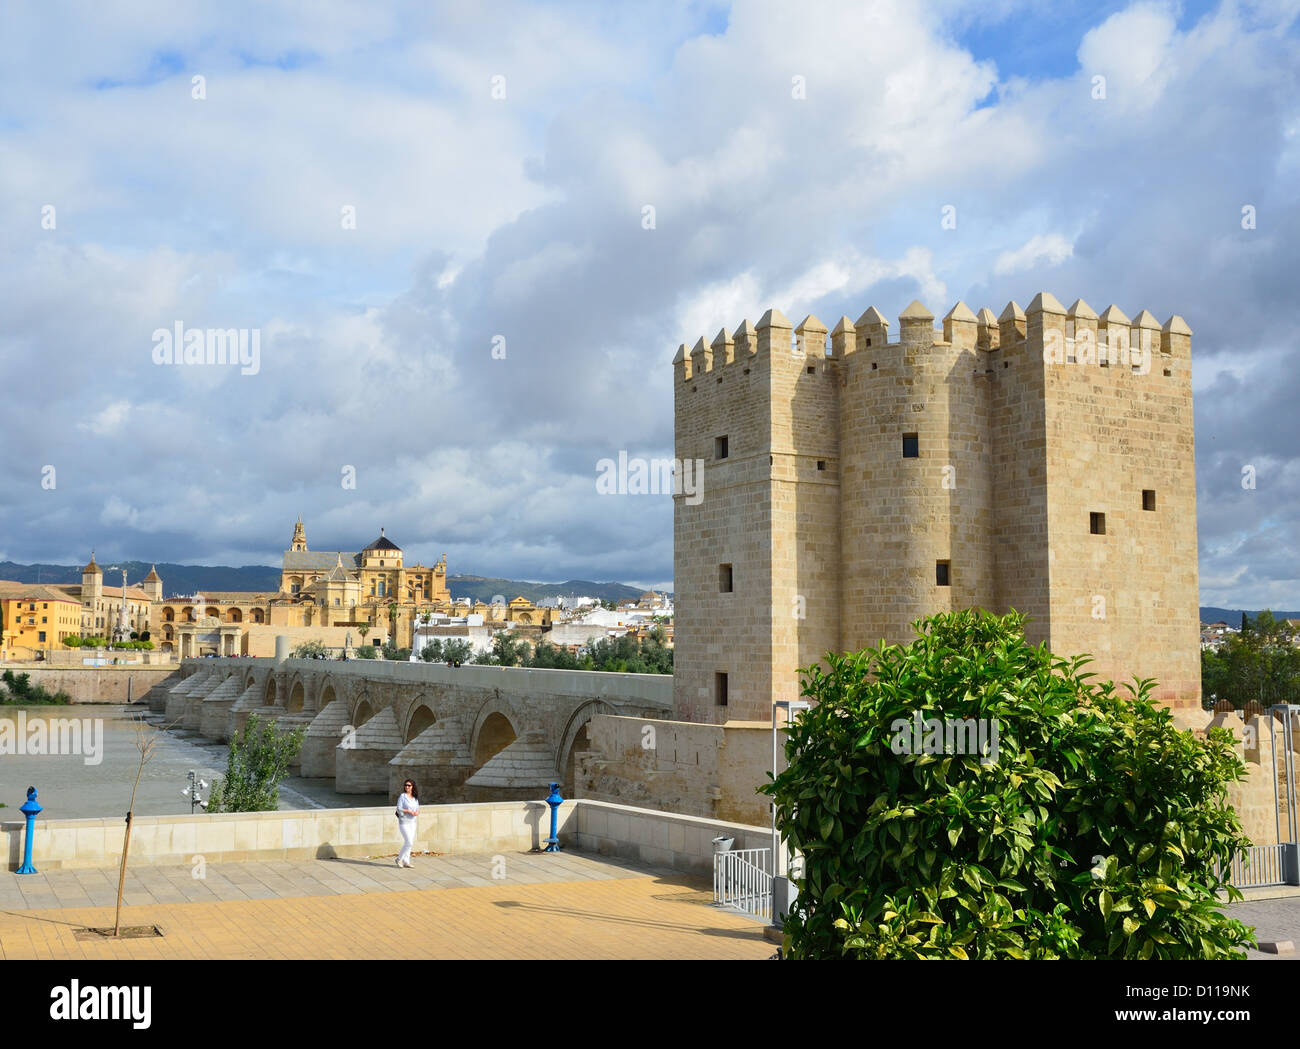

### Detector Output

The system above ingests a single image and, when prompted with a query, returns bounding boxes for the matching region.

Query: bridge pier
[463,730,563,803]
[203,679,251,740]
[387,716,474,800]
[335,707,404,794]
[193,675,240,731]
[165,669,211,723]
[300,699,351,779]
[182,672,224,730]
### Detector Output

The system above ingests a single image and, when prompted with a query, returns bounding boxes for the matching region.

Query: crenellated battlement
[675,292,1192,387]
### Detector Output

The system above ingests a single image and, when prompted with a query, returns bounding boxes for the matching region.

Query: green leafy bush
[762,610,1255,960]
[356,645,377,660]
[206,714,305,812]
[0,669,71,705]
[291,639,329,659]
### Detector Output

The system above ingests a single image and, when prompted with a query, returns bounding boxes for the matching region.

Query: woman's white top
[397,793,420,819]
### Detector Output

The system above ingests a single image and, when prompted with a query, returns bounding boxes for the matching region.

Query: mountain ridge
[0,561,657,605]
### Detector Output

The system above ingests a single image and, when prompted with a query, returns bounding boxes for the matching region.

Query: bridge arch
[405,701,436,743]
[287,680,305,713]
[557,700,613,793]
[471,701,519,766]
[351,691,376,728]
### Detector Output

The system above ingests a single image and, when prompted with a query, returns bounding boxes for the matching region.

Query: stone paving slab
[1225,899,1300,960]
[0,850,669,912]
[0,856,769,960]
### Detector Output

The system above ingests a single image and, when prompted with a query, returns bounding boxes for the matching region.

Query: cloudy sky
[0,0,1297,602]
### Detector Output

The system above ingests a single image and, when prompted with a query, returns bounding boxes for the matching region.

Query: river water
[0,703,386,819]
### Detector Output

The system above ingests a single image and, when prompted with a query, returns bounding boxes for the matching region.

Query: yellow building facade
[0,583,84,658]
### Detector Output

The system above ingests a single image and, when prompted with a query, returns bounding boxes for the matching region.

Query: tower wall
[671,310,841,724]
[673,290,1201,723]
[1036,305,1200,708]
[838,304,997,653]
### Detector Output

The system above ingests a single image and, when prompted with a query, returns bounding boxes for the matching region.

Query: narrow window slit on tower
[816,460,826,471]
[1090,512,1106,535]
[719,563,733,593]
[902,433,919,458]
[715,435,729,460]
[807,366,816,374]
[715,672,728,707]
[1143,490,1156,511]
[936,561,950,587]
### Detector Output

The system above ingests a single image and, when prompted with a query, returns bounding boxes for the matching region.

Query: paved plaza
[0,850,772,960]
[6,850,1296,960]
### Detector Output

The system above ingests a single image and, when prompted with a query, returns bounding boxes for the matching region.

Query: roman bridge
[146,655,672,800]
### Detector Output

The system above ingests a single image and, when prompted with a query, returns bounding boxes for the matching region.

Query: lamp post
[771,699,810,929]
[182,770,209,814]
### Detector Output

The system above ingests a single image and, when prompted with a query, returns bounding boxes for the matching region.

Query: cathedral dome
[364,527,401,552]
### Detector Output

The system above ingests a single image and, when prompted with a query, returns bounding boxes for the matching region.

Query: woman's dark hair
[404,780,419,800]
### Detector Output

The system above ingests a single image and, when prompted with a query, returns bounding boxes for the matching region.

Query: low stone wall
[1,799,767,874]
[2,650,175,668]
[572,799,768,876]
[579,714,772,826]
[0,666,179,703]
[2,801,576,871]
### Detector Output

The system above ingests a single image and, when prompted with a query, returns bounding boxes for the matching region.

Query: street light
[771,699,810,929]
[182,769,210,813]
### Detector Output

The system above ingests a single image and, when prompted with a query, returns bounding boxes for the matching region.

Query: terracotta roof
[0,582,82,604]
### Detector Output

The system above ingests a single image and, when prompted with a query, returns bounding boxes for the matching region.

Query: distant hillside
[0,561,653,605]
[1200,607,1300,625]
[448,576,647,605]
[0,560,280,596]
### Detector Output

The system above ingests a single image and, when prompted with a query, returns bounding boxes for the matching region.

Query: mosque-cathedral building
[7,520,551,659]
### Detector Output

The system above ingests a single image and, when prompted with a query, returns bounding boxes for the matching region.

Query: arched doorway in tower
[473,713,516,766]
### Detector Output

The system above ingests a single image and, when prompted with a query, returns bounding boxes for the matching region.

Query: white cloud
[993,234,1074,277]
[1,0,1299,605]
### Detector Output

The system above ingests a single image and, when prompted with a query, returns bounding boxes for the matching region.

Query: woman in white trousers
[395,779,419,867]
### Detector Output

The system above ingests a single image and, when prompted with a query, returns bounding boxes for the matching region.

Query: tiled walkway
[0,851,772,960]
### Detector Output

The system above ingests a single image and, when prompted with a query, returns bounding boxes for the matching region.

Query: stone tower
[143,565,163,602]
[291,516,308,552]
[672,292,1200,725]
[81,551,102,602]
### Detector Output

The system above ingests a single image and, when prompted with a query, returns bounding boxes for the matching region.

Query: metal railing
[714,847,772,922]
[1221,844,1289,889]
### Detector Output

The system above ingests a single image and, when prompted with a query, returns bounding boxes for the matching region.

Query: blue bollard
[17,786,42,875]
[543,782,563,853]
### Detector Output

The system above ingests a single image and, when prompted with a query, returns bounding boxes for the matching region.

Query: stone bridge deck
[147,656,672,800]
